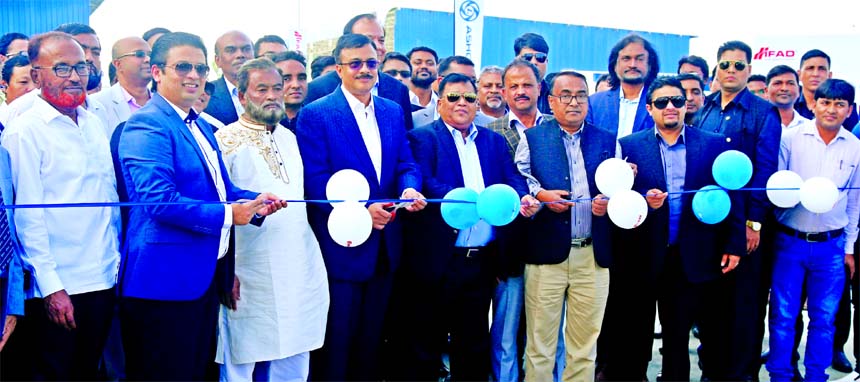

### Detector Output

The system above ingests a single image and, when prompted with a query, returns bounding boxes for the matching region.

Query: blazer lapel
[607,88,621,134]
[632,89,650,133]
[154,94,214,184]
[643,131,667,188]
[434,120,465,186]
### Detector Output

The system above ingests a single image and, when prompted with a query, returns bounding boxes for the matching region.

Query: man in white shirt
[767,65,808,131]
[92,36,152,136]
[0,31,120,380]
[214,57,328,382]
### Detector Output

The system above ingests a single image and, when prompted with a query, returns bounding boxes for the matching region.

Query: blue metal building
[1,0,90,36]
[392,8,692,76]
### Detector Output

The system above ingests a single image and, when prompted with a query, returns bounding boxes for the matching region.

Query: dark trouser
[120,282,219,381]
[311,254,394,381]
[2,287,116,380]
[393,248,495,381]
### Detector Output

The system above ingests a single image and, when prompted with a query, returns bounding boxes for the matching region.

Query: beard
[486,97,503,109]
[43,88,86,109]
[663,120,681,129]
[86,63,102,91]
[411,74,435,88]
[621,75,645,85]
[245,98,286,126]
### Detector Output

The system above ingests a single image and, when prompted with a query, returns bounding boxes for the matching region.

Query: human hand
[592,194,608,216]
[368,203,393,230]
[721,254,741,274]
[254,193,287,217]
[401,188,427,212]
[520,195,539,217]
[537,190,573,213]
[645,189,667,209]
[44,290,75,331]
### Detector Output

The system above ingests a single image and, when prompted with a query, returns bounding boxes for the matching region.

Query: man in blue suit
[0,145,24,354]
[586,34,658,140]
[609,77,745,380]
[296,33,426,381]
[117,32,285,381]
[203,30,253,126]
[393,73,537,381]
[304,14,414,131]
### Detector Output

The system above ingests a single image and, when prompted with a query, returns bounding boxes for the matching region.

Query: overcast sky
[91,0,859,75]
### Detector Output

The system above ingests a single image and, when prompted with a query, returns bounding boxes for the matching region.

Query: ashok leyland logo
[459,0,480,21]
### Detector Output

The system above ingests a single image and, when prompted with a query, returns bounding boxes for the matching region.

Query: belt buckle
[571,238,587,248]
[804,232,820,243]
[466,248,478,258]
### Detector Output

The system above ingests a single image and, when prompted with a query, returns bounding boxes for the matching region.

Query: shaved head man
[92,36,152,133]
[205,30,254,125]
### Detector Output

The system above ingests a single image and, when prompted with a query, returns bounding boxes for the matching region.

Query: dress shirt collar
[618,86,643,103]
[226,78,239,97]
[445,121,478,143]
[163,97,195,123]
[783,109,808,130]
[802,118,853,144]
[508,109,542,129]
[31,94,87,125]
[655,125,687,146]
[120,85,149,108]
[341,84,375,113]
[707,87,753,111]
[557,121,585,138]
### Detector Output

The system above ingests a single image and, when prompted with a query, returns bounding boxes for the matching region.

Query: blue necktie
[0,185,14,275]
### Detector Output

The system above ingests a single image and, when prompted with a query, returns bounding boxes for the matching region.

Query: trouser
[8,287,116,380]
[491,275,524,382]
[524,245,609,382]
[121,282,219,381]
[220,351,310,382]
[766,232,845,382]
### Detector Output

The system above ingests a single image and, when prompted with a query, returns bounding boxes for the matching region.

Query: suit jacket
[296,87,421,282]
[486,112,555,159]
[305,71,414,130]
[523,120,617,267]
[92,83,133,135]
[403,119,528,283]
[1,146,24,336]
[694,88,781,223]
[412,106,434,129]
[204,76,239,126]
[618,127,745,283]
[586,87,654,137]
[118,93,258,301]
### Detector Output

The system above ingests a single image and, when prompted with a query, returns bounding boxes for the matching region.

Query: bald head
[111,36,148,59]
[111,36,151,84]
[215,31,253,83]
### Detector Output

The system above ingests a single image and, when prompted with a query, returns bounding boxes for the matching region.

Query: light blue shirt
[656,127,687,246]
[446,123,493,247]
[776,119,860,253]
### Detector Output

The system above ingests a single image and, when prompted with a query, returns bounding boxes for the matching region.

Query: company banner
[454,0,484,69]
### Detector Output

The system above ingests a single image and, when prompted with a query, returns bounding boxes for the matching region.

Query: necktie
[0,185,14,274]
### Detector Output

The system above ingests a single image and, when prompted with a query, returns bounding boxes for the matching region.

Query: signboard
[454,0,484,69]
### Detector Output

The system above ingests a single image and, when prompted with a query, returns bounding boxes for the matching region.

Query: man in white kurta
[214,58,328,382]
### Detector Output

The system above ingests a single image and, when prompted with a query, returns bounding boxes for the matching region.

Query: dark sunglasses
[162,62,210,77]
[718,60,747,71]
[651,96,686,109]
[116,50,150,60]
[384,69,411,78]
[521,52,548,63]
[339,59,379,71]
[445,92,478,103]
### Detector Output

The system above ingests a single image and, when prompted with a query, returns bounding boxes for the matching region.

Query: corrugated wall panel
[1,0,90,36]
[394,8,691,74]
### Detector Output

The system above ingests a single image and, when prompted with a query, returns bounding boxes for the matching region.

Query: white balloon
[607,190,648,229]
[766,170,804,208]
[327,203,373,247]
[596,158,635,198]
[799,177,839,214]
[326,169,370,206]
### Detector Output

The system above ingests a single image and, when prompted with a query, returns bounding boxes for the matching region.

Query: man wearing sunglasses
[514,33,551,115]
[205,30,254,127]
[612,76,744,381]
[381,52,412,87]
[93,37,151,137]
[413,55,476,128]
[393,72,537,381]
[0,31,121,380]
[515,70,617,382]
[693,40,781,381]
[296,33,426,381]
[305,14,414,131]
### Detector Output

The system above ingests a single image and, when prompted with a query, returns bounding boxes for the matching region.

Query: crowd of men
[0,11,858,382]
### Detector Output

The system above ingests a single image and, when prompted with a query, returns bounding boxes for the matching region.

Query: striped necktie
[0,186,13,274]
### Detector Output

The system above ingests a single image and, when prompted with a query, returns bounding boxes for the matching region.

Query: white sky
[91,0,860,77]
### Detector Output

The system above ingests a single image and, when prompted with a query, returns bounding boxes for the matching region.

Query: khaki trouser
[524,245,610,382]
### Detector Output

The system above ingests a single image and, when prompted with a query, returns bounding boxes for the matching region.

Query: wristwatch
[746,220,762,232]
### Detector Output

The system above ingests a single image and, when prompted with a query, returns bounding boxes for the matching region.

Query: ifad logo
[459,0,480,21]
[753,47,796,60]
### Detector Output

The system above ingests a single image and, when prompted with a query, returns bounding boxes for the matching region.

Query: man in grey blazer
[93,37,152,136]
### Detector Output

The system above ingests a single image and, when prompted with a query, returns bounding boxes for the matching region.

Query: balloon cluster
[595,158,645,229]
[326,170,373,247]
[441,184,521,229]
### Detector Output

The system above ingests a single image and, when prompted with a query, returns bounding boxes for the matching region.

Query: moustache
[515,95,530,101]
[356,74,374,80]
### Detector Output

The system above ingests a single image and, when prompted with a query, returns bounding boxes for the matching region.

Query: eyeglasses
[339,59,379,71]
[651,96,686,109]
[161,62,210,77]
[718,60,747,71]
[384,69,411,78]
[551,93,588,104]
[445,92,478,103]
[116,50,150,60]
[32,63,90,78]
[521,52,548,63]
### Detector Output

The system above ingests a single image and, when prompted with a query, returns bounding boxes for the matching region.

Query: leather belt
[777,224,844,243]
[571,237,593,248]
[454,246,485,258]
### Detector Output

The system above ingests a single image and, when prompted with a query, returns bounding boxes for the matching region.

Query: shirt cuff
[35,269,64,298]
[224,205,233,229]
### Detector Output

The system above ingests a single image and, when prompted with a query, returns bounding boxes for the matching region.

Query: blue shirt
[656,127,687,245]
[446,123,493,247]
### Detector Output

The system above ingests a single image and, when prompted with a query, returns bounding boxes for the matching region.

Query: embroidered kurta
[214,117,329,364]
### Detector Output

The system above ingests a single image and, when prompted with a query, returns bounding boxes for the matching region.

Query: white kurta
[214,117,329,365]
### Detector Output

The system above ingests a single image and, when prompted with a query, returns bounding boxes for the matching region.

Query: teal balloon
[441,188,480,229]
[476,184,521,226]
[712,150,753,190]
[692,185,731,224]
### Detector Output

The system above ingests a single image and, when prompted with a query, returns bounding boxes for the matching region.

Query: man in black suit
[610,76,746,381]
[304,14,413,130]
[204,30,253,126]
